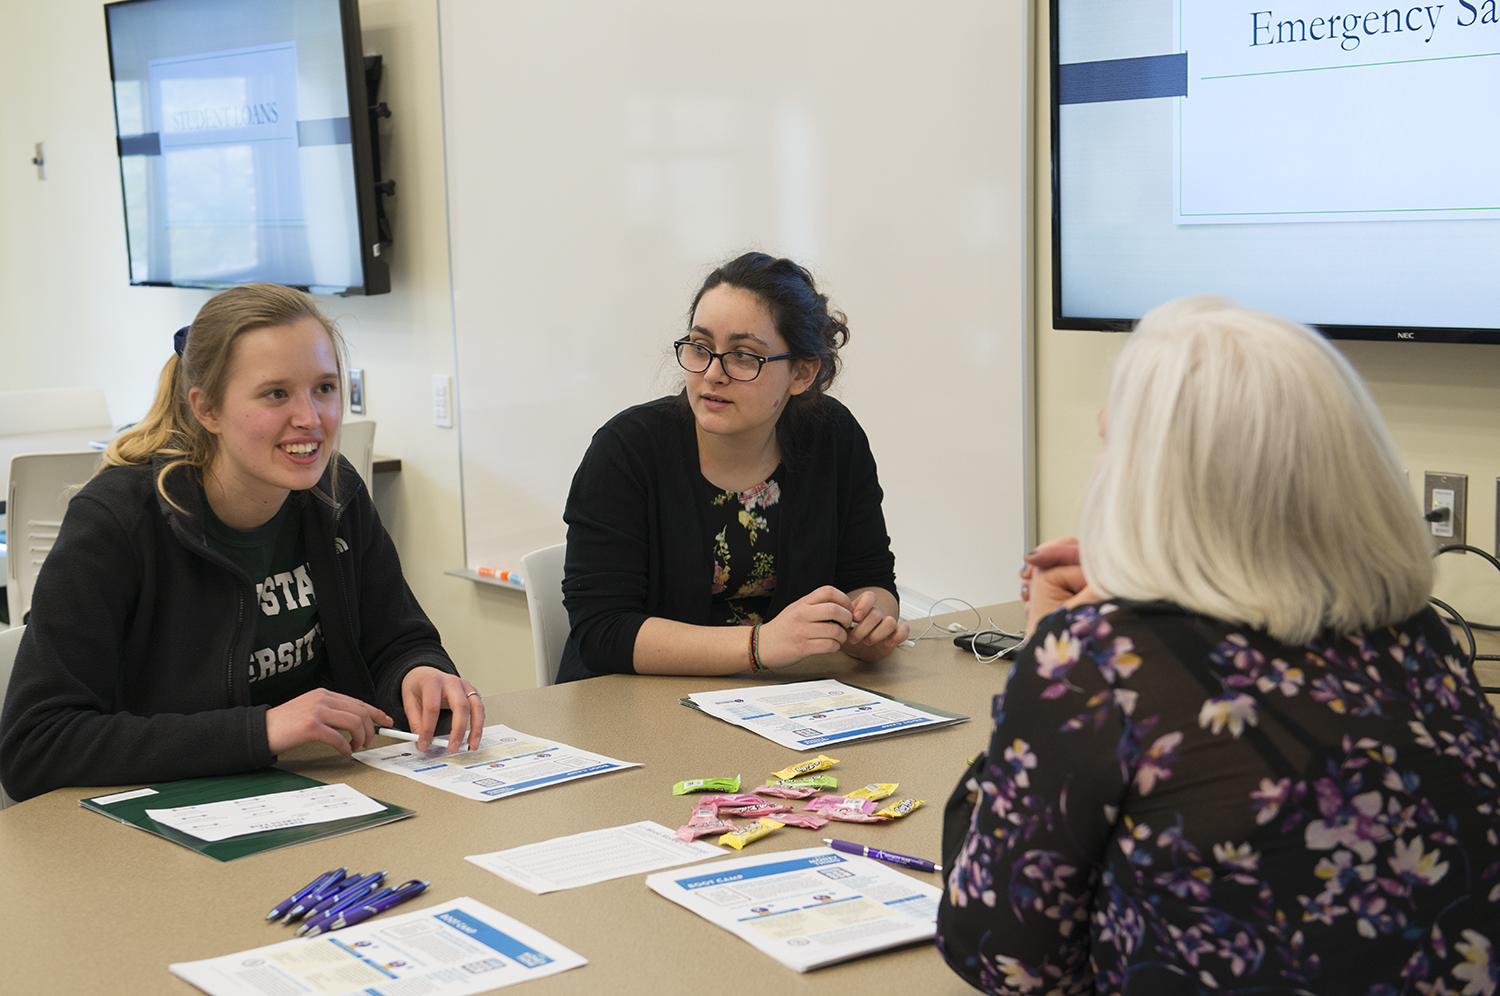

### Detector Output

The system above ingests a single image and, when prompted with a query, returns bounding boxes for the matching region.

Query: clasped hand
[1019,536,1098,637]
[756,586,910,668]
[265,666,486,756]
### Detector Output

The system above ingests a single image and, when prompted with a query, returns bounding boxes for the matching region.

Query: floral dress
[937,599,1500,996]
[706,470,782,627]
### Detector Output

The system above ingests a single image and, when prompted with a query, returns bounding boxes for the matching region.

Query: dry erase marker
[822,838,942,873]
[477,567,524,587]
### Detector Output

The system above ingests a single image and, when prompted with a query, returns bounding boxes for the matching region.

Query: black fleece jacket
[557,395,898,682]
[0,455,458,801]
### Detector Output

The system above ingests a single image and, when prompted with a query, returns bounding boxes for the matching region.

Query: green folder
[79,768,414,862]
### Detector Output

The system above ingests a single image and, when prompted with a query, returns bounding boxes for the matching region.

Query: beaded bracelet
[748,623,765,672]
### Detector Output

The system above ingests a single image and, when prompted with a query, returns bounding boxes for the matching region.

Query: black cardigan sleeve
[560,413,662,675]
[827,409,898,600]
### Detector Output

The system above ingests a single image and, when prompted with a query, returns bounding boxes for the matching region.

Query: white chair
[340,419,377,486]
[0,624,25,809]
[0,387,114,609]
[521,543,569,687]
[7,451,104,625]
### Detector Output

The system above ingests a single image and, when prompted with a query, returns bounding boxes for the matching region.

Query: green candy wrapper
[672,776,742,795]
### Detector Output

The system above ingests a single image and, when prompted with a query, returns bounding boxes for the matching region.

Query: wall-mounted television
[1051,0,1500,343]
[105,0,390,295]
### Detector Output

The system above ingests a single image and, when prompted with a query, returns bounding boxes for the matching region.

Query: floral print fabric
[937,600,1500,996]
[706,471,781,626]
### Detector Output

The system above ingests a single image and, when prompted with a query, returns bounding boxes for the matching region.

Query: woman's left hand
[845,589,910,662]
[400,666,486,752]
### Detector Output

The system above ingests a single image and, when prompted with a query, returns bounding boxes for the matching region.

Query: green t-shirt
[203,499,328,707]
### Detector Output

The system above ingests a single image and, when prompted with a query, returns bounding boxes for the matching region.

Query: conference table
[0,603,1025,995]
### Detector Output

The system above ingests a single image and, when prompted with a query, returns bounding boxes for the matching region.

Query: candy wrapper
[846,783,898,801]
[697,794,767,808]
[719,818,784,850]
[756,783,821,800]
[672,776,741,795]
[874,798,925,819]
[687,803,720,822]
[822,801,888,823]
[768,811,829,829]
[676,819,739,842]
[770,755,839,781]
[802,796,877,814]
[719,802,792,818]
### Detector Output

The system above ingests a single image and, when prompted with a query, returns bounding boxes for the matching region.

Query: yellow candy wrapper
[719,818,784,850]
[846,783,898,801]
[874,798,924,819]
[770,755,840,781]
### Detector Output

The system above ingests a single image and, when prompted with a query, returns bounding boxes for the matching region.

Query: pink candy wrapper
[802,796,876,814]
[719,803,792,818]
[675,819,738,842]
[697,794,768,808]
[822,802,888,823]
[754,783,823,800]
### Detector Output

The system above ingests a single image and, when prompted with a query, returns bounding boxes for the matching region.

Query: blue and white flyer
[645,846,941,972]
[169,897,585,995]
[352,725,638,802]
[684,679,962,750]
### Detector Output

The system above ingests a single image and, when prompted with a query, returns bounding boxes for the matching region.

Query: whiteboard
[439,0,1031,607]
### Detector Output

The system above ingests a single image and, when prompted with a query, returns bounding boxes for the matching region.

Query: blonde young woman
[0,285,483,802]
[938,298,1500,994]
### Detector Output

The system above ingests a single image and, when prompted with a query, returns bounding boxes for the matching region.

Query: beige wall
[1028,11,1500,624]
[0,0,537,693]
[5,0,1496,672]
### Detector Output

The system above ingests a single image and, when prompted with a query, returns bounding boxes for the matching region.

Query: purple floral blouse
[937,600,1500,996]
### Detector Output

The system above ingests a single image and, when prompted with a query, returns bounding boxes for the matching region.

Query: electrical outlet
[432,374,454,428]
[1424,471,1467,550]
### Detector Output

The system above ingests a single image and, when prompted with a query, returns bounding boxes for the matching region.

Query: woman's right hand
[265,689,393,756]
[756,585,855,667]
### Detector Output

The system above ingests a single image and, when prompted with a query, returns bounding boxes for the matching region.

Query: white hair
[1078,296,1433,645]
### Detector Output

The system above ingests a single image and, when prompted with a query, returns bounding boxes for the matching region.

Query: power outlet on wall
[1424,471,1467,551]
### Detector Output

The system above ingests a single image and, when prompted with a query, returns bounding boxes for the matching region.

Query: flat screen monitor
[1052,0,1500,342]
[104,0,389,295]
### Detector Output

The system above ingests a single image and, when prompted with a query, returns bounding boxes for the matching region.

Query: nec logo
[1396,332,1415,340]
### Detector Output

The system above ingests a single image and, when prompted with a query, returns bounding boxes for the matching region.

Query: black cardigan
[557,395,898,681]
[0,455,458,801]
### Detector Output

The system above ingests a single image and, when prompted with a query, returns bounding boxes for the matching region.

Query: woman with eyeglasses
[555,252,909,682]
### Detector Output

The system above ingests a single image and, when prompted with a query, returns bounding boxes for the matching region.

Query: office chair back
[7,451,104,625]
[520,543,568,687]
[0,624,25,809]
[339,419,377,488]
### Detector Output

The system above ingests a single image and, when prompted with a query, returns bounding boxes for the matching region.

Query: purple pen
[304,880,430,936]
[293,871,387,931]
[822,838,942,873]
[267,867,346,922]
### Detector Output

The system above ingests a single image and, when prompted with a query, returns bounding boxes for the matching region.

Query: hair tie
[173,326,191,357]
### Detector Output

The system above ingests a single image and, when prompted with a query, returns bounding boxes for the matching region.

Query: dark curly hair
[688,252,850,406]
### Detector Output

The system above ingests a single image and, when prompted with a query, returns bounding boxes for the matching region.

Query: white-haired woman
[937,297,1500,994]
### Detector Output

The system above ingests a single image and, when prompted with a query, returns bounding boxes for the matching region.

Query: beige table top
[0,603,1024,995]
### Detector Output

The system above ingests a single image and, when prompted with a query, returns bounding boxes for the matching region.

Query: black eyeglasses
[673,339,793,382]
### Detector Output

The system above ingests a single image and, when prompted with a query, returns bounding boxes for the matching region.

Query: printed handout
[169,897,585,996]
[467,820,723,894]
[353,725,638,802]
[645,846,941,972]
[683,679,964,750]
